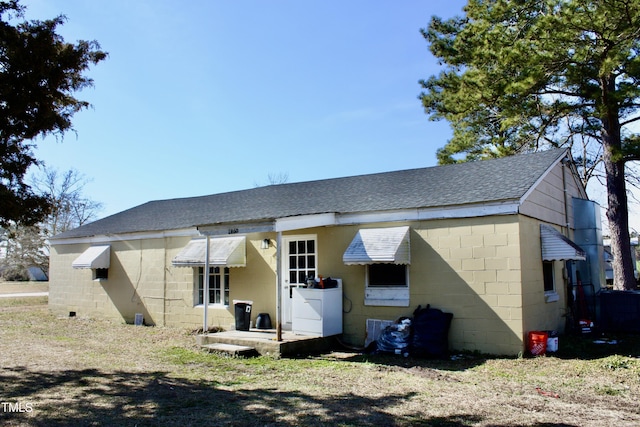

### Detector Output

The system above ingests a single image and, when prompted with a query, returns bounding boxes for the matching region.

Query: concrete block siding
[49,214,565,356]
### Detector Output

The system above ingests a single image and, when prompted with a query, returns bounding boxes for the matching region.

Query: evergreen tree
[420,0,640,290]
[0,0,107,226]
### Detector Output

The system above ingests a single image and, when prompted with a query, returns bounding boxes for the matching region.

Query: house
[48,149,601,355]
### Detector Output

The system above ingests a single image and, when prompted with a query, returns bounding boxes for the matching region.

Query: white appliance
[292,279,342,337]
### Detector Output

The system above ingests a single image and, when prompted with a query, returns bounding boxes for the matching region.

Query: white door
[281,235,317,329]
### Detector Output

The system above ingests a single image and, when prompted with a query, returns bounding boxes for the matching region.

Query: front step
[197,330,335,357]
[202,343,257,357]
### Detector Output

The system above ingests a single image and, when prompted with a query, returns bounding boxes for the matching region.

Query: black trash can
[233,300,253,331]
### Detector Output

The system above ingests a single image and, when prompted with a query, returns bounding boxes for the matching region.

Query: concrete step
[202,343,258,357]
[196,331,335,357]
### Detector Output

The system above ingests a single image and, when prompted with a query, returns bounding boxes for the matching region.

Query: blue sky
[20,0,469,219]
[20,0,637,234]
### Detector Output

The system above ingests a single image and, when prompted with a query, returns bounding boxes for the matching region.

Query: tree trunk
[604,157,636,290]
[601,76,636,290]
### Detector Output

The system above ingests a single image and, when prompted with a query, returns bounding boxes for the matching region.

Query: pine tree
[420,0,640,290]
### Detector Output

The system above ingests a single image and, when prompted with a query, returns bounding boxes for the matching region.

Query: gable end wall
[520,161,584,230]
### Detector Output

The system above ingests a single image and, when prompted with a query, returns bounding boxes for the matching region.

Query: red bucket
[528,331,548,356]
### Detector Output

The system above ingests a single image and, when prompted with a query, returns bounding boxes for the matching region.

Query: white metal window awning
[72,245,111,269]
[343,226,410,265]
[540,224,586,261]
[172,236,246,267]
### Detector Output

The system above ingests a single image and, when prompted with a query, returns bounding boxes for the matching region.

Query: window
[368,264,407,287]
[343,226,411,306]
[543,261,554,292]
[542,261,560,302]
[365,264,409,307]
[93,268,108,280]
[196,267,229,305]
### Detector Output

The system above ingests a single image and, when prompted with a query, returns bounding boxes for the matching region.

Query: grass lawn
[1,299,639,426]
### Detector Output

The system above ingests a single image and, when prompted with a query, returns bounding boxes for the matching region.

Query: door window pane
[298,271,307,284]
[287,237,317,284]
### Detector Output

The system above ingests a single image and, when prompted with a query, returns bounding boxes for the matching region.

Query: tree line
[0,167,102,280]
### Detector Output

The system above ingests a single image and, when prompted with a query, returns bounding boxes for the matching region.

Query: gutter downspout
[203,235,210,333]
[163,239,167,327]
[561,157,575,321]
[562,158,571,234]
[276,231,282,341]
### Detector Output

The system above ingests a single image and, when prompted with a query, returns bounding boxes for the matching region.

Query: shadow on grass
[551,332,640,360]
[0,366,489,427]
[320,331,640,372]
[321,351,487,372]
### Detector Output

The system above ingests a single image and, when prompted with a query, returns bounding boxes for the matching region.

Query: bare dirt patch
[1,304,639,426]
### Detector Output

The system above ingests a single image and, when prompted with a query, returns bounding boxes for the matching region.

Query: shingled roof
[51,149,568,240]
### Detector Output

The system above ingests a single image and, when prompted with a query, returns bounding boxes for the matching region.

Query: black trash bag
[323,277,338,288]
[411,304,453,359]
[376,318,412,355]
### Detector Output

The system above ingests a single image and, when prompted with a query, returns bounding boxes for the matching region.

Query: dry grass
[0,281,48,309]
[1,299,640,426]
[0,281,49,295]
